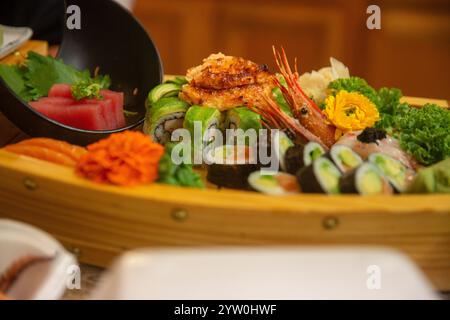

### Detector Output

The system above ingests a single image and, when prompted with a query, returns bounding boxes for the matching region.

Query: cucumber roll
[369,153,415,193]
[224,107,262,131]
[206,145,258,189]
[328,145,363,173]
[339,163,393,195]
[248,171,299,195]
[297,157,341,194]
[144,97,190,144]
[284,142,325,175]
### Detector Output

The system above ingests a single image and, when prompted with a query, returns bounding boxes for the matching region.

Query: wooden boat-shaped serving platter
[0,104,450,289]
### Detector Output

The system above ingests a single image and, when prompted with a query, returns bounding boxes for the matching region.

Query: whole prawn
[249,47,336,149]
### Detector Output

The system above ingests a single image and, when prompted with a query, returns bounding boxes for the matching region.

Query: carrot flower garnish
[76,131,164,186]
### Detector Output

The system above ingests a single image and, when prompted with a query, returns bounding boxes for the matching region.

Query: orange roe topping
[76,131,164,186]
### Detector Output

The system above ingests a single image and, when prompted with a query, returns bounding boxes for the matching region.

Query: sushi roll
[184,106,223,163]
[184,105,222,146]
[296,157,341,194]
[277,131,295,172]
[256,130,293,172]
[248,171,300,195]
[206,145,259,189]
[224,107,262,131]
[144,97,190,144]
[327,145,363,173]
[369,153,415,193]
[284,142,325,175]
[339,163,393,195]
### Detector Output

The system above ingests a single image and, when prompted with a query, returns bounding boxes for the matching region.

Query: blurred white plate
[92,247,438,300]
[0,25,33,59]
[0,219,76,300]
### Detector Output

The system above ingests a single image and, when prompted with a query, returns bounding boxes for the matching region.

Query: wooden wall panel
[133,0,449,99]
[364,8,450,98]
[215,2,347,74]
[134,0,216,75]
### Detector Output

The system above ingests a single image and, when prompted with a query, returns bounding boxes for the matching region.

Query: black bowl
[0,0,163,145]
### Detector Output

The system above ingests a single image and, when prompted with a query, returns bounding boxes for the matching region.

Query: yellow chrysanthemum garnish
[323,90,380,139]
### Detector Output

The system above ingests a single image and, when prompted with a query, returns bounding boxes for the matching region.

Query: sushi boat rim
[0,149,449,214]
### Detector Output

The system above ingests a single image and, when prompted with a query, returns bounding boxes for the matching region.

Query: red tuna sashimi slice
[101,90,125,127]
[37,97,74,106]
[85,98,116,130]
[29,102,108,131]
[29,101,68,123]
[48,84,73,98]
[64,104,109,130]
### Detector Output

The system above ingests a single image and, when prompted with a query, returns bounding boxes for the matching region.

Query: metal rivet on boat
[23,178,38,191]
[323,216,339,230]
[171,209,188,222]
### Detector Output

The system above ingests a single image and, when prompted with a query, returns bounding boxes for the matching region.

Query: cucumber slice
[147,83,181,106]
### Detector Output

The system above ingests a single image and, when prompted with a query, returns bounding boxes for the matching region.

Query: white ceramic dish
[0,25,33,59]
[92,247,438,300]
[0,219,76,300]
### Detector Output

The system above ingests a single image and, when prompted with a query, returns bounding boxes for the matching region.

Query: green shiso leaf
[0,64,33,101]
[24,52,92,100]
[0,52,111,102]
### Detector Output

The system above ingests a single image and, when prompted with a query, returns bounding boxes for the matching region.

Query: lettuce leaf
[390,104,450,166]
[328,76,380,107]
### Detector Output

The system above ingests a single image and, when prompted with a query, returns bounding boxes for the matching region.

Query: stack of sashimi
[29,84,126,131]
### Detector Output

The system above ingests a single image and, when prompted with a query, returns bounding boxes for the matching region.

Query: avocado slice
[360,169,383,195]
[147,83,182,106]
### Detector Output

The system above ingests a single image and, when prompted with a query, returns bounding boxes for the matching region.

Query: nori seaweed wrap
[206,145,259,189]
[296,157,341,194]
[284,142,325,175]
[339,163,393,195]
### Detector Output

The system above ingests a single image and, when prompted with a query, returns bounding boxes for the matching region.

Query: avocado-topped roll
[284,142,325,175]
[339,163,393,195]
[224,107,262,131]
[144,97,190,144]
[328,145,363,173]
[147,82,183,106]
[184,105,222,143]
[297,157,341,194]
[369,153,415,193]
